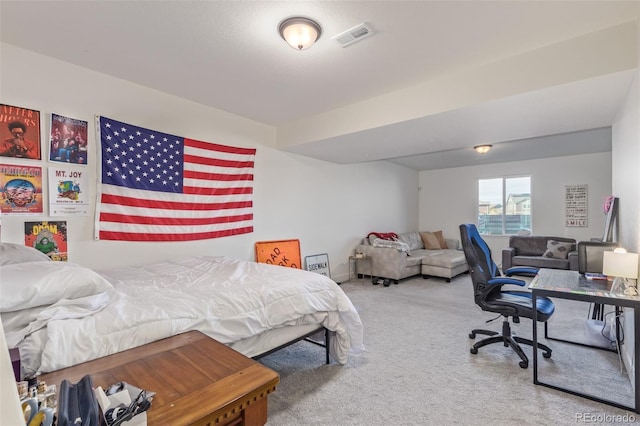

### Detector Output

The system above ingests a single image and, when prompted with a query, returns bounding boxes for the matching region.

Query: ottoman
[421,250,469,282]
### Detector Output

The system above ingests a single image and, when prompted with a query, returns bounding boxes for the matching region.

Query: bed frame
[252,327,331,364]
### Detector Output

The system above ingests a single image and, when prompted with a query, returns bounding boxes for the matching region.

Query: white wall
[0,43,419,282]
[418,148,613,260]
[611,14,640,388]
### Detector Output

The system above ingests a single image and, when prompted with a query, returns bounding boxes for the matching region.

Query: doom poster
[25,221,68,261]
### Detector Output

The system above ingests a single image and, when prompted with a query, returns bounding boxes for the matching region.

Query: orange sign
[255,239,301,269]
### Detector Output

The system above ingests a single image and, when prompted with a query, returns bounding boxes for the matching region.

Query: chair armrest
[488,277,526,287]
[502,247,516,270]
[568,251,579,271]
[504,266,538,277]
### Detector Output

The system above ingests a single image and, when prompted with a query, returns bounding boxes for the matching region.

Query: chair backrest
[459,224,501,300]
[578,241,619,274]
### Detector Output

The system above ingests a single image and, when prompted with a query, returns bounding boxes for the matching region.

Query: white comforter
[11,256,364,374]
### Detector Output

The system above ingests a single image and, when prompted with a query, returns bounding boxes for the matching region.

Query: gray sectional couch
[502,235,578,271]
[354,231,468,283]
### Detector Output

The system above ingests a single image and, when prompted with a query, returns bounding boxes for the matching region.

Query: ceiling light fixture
[474,145,492,154]
[279,17,322,51]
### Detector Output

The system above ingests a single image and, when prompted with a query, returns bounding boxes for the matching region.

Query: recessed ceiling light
[474,145,492,154]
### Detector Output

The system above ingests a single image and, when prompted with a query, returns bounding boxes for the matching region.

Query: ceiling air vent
[332,23,373,47]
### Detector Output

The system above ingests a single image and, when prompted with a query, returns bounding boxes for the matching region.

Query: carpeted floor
[259,274,637,425]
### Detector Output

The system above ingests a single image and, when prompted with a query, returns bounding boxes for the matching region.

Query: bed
[0,243,365,378]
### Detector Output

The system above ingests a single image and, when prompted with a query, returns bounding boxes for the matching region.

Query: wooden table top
[40,331,280,425]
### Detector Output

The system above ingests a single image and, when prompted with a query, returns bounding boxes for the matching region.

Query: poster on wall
[25,221,68,261]
[565,184,587,227]
[48,166,90,216]
[0,163,43,214]
[255,239,301,269]
[0,103,41,160]
[50,113,88,165]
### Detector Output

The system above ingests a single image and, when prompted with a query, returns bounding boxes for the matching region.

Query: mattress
[2,254,365,375]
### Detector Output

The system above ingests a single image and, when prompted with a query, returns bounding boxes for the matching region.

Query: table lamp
[603,248,639,295]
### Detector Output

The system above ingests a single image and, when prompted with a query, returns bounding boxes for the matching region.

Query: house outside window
[478,177,531,235]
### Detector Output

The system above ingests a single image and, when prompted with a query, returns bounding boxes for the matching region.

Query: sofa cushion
[420,231,445,249]
[542,240,575,260]
[371,237,411,255]
[513,255,569,270]
[405,253,426,267]
[510,237,548,256]
[422,250,467,268]
[509,235,576,256]
[398,232,424,251]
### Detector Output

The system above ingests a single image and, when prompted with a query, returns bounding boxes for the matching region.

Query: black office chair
[459,224,555,368]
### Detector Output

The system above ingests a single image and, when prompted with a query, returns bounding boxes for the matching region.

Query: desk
[39,331,280,425]
[530,269,640,413]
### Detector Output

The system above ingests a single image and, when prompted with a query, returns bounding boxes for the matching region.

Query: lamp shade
[603,250,639,279]
[279,17,322,50]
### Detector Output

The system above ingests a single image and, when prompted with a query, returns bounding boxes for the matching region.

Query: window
[478,177,531,235]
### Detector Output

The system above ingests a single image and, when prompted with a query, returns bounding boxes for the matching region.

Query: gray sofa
[502,235,578,271]
[354,232,468,283]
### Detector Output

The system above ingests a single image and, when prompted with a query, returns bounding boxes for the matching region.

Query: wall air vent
[332,23,373,47]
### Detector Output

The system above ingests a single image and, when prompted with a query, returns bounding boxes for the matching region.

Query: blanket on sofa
[367,232,398,241]
[371,237,411,255]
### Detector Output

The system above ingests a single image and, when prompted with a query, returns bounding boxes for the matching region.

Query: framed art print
[50,113,88,165]
[0,103,41,160]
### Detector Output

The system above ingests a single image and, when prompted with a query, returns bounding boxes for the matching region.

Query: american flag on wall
[96,116,256,242]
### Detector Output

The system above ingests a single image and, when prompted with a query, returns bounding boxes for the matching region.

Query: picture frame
[255,239,301,269]
[602,196,618,243]
[0,103,41,160]
[305,253,330,278]
[564,184,587,227]
[49,113,88,165]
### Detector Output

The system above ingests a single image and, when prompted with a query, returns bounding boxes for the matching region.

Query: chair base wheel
[467,323,552,369]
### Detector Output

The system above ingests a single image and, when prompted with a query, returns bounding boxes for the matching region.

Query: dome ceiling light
[279,17,322,51]
[474,145,492,154]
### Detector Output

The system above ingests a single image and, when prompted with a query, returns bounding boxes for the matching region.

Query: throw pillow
[542,240,575,260]
[433,230,447,249]
[420,231,444,250]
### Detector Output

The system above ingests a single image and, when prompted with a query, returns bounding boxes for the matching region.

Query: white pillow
[0,243,52,265]
[0,261,113,312]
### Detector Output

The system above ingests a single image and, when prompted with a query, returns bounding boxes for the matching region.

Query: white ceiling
[1,1,637,170]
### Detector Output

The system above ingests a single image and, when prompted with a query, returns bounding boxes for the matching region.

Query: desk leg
[348,258,356,283]
[534,296,638,413]
[532,292,539,384]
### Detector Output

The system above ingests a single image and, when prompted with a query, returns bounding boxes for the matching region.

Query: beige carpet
[259,274,637,426]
